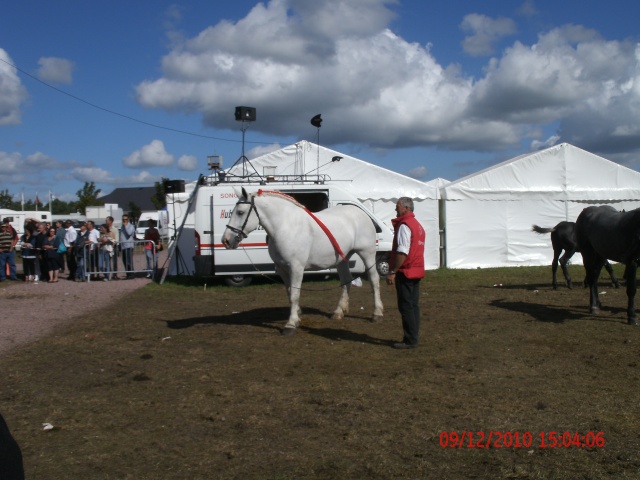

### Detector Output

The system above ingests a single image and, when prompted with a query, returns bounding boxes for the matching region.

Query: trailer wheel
[224,275,252,287]
[376,253,390,276]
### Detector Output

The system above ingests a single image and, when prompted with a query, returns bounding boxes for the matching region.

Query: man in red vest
[387,197,425,349]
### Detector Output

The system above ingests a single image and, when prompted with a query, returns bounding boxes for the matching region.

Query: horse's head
[221,187,260,249]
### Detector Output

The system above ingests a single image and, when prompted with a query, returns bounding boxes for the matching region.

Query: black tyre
[376,253,390,276]
[224,275,252,287]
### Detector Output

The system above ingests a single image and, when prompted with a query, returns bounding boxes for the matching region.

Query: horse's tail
[531,224,555,234]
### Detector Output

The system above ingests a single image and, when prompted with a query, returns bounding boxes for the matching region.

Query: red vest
[391,213,425,279]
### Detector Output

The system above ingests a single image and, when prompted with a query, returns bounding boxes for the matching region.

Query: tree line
[0,180,167,216]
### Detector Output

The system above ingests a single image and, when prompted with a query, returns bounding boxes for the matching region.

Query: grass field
[2,265,640,479]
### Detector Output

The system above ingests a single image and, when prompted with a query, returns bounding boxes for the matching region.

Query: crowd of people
[0,215,163,283]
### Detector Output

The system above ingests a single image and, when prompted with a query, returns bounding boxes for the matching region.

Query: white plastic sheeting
[441,143,640,269]
[226,141,442,269]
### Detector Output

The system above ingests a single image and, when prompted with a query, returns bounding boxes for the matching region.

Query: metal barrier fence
[79,240,160,282]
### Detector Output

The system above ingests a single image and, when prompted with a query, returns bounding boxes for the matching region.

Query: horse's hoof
[614,282,621,289]
[590,307,600,315]
[628,319,638,326]
[281,327,296,336]
[331,313,344,321]
[370,315,384,323]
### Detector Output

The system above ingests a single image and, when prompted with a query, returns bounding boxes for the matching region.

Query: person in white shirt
[86,221,101,279]
[64,220,78,281]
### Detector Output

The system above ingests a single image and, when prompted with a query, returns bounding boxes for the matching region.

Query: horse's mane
[256,189,304,209]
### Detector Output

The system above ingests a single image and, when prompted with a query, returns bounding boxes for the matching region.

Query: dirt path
[0,275,153,357]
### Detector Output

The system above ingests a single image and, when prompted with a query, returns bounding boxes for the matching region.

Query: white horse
[222,188,384,334]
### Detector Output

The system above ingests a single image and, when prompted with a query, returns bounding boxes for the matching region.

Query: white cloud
[517,0,538,17]
[531,135,560,151]
[72,167,114,183]
[178,154,198,170]
[405,165,428,180]
[37,57,75,84]
[71,166,159,186]
[247,143,282,159]
[135,0,640,157]
[123,139,174,168]
[0,49,28,125]
[460,14,517,56]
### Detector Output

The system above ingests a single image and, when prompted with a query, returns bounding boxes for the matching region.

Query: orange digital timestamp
[439,431,605,449]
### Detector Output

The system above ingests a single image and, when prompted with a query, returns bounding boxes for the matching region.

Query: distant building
[99,187,157,212]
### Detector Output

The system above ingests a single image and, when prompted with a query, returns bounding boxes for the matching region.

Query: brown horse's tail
[531,224,555,234]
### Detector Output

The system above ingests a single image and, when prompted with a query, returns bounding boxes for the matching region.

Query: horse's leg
[603,260,621,288]
[588,261,604,314]
[276,265,296,313]
[281,267,303,335]
[558,249,574,289]
[365,254,384,322]
[332,262,351,320]
[551,248,561,289]
[625,262,637,325]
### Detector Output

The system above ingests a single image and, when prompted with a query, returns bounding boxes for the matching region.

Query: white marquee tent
[440,143,640,269]
[226,141,441,269]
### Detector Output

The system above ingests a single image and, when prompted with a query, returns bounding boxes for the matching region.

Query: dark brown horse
[532,222,620,289]
[575,206,640,325]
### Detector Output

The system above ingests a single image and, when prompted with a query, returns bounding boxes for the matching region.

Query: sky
[1,0,640,203]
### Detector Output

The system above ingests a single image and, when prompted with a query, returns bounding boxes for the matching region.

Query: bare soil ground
[2,264,640,479]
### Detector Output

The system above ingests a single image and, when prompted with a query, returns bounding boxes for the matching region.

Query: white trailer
[167,174,394,286]
[136,210,169,240]
[0,209,52,237]
[85,204,123,228]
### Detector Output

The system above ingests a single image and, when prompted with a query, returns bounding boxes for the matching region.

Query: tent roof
[225,141,438,200]
[442,143,640,201]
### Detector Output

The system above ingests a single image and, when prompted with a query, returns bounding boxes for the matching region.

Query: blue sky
[1,0,640,203]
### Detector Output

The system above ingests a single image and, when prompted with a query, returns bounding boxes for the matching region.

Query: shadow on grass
[166,307,392,345]
[166,306,293,330]
[490,298,629,324]
[299,325,392,347]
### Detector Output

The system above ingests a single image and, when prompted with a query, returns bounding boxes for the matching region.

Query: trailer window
[284,192,329,212]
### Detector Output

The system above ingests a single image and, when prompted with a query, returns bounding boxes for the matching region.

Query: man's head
[65,220,73,228]
[106,216,114,225]
[395,197,414,217]
[87,221,95,230]
[122,215,130,225]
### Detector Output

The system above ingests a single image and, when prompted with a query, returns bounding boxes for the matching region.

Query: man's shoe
[392,342,418,350]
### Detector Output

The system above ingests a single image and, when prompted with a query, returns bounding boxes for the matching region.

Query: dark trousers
[65,248,77,279]
[395,272,422,346]
[122,248,134,276]
[89,249,99,275]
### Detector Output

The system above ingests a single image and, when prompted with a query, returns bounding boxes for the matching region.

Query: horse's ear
[232,186,247,200]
